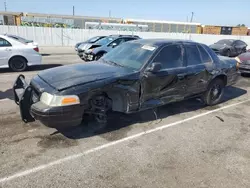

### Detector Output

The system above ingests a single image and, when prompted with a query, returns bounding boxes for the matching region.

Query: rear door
[141,43,187,108]
[184,43,214,95]
[0,37,12,66]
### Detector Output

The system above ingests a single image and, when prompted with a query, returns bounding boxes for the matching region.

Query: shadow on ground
[53,86,247,140]
[0,64,62,73]
[0,88,14,100]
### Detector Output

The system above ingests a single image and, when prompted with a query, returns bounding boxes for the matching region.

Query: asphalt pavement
[1,54,250,188]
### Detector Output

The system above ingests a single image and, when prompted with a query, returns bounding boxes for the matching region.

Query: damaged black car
[13,39,240,128]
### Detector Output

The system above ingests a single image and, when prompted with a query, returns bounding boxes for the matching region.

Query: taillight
[235,57,241,70]
[33,47,39,52]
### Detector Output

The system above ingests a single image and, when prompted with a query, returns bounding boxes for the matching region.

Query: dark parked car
[237,51,250,74]
[80,35,140,61]
[209,39,247,57]
[75,36,106,51]
[13,39,239,128]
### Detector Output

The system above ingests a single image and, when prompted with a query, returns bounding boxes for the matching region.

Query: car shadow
[53,86,247,140]
[0,88,14,100]
[41,54,51,56]
[0,64,62,73]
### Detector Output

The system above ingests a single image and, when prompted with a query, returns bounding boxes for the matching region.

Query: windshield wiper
[102,59,126,68]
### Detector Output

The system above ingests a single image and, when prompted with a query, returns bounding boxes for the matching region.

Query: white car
[4,34,39,48]
[0,35,42,72]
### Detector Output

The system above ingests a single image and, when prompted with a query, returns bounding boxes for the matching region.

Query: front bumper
[239,64,250,74]
[82,52,95,61]
[13,75,84,128]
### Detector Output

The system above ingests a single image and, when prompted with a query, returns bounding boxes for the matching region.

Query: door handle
[5,48,11,51]
[177,73,186,80]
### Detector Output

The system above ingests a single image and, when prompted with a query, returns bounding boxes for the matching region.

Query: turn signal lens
[62,97,79,105]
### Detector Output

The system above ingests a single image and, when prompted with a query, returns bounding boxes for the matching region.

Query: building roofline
[124,18,201,25]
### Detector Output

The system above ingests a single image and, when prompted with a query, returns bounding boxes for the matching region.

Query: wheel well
[89,92,124,112]
[8,55,28,66]
[213,75,227,86]
[96,51,106,55]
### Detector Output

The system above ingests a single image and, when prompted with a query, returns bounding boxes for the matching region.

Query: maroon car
[238,51,250,74]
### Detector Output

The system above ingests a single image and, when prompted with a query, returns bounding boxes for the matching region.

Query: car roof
[130,39,196,47]
[109,34,140,38]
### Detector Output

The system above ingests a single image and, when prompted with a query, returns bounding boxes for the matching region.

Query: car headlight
[86,48,94,53]
[40,92,80,107]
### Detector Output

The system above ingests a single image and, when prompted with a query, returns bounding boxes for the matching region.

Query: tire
[203,79,225,106]
[95,53,105,61]
[9,57,27,72]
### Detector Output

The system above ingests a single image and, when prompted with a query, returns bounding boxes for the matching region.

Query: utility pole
[4,0,7,11]
[73,6,75,16]
[109,10,111,18]
[190,12,194,22]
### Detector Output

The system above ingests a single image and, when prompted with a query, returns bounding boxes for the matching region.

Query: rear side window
[0,38,11,47]
[185,44,202,66]
[201,44,219,63]
[197,44,212,63]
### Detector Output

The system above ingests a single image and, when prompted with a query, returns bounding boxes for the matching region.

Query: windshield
[95,37,115,45]
[102,42,157,70]
[86,36,102,43]
[215,40,234,45]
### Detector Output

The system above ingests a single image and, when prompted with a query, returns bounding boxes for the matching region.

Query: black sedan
[209,39,247,57]
[75,36,106,51]
[13,39,239,128]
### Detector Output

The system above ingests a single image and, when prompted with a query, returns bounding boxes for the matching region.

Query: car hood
[38,61,132,91]
[209,44,228,50]
[78,43,102,51]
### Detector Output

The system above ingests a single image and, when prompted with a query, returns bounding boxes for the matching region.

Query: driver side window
[109,38,125,46]
[153,44,184,69]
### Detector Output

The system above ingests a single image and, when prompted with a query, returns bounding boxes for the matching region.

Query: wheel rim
[12,60,25,70]
[210,84,222,102]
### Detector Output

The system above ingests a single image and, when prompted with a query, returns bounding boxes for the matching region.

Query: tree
[237,24,246,27]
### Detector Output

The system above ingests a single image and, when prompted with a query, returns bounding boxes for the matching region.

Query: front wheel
[95,53,106,61]
[203,79,225,106]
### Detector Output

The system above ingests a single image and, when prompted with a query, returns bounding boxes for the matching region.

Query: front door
[0,37,12,67]
[140,44,187,109]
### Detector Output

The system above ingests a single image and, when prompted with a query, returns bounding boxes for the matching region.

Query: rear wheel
[9,57,27,72]
[203,79,225,106]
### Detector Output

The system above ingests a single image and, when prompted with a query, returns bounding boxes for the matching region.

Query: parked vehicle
[75,36,106,51]
[0,35,41,71]
[209,39,247,57]
[4,34,39,48]
[13,39,239,128]
[79,35,140,61]
[236,52,250,74]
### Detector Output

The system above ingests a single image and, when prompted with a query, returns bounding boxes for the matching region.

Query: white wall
[0,25,250,47]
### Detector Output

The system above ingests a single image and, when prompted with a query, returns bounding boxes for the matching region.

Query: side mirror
[111,43,117,48]
[147,62,162,73]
